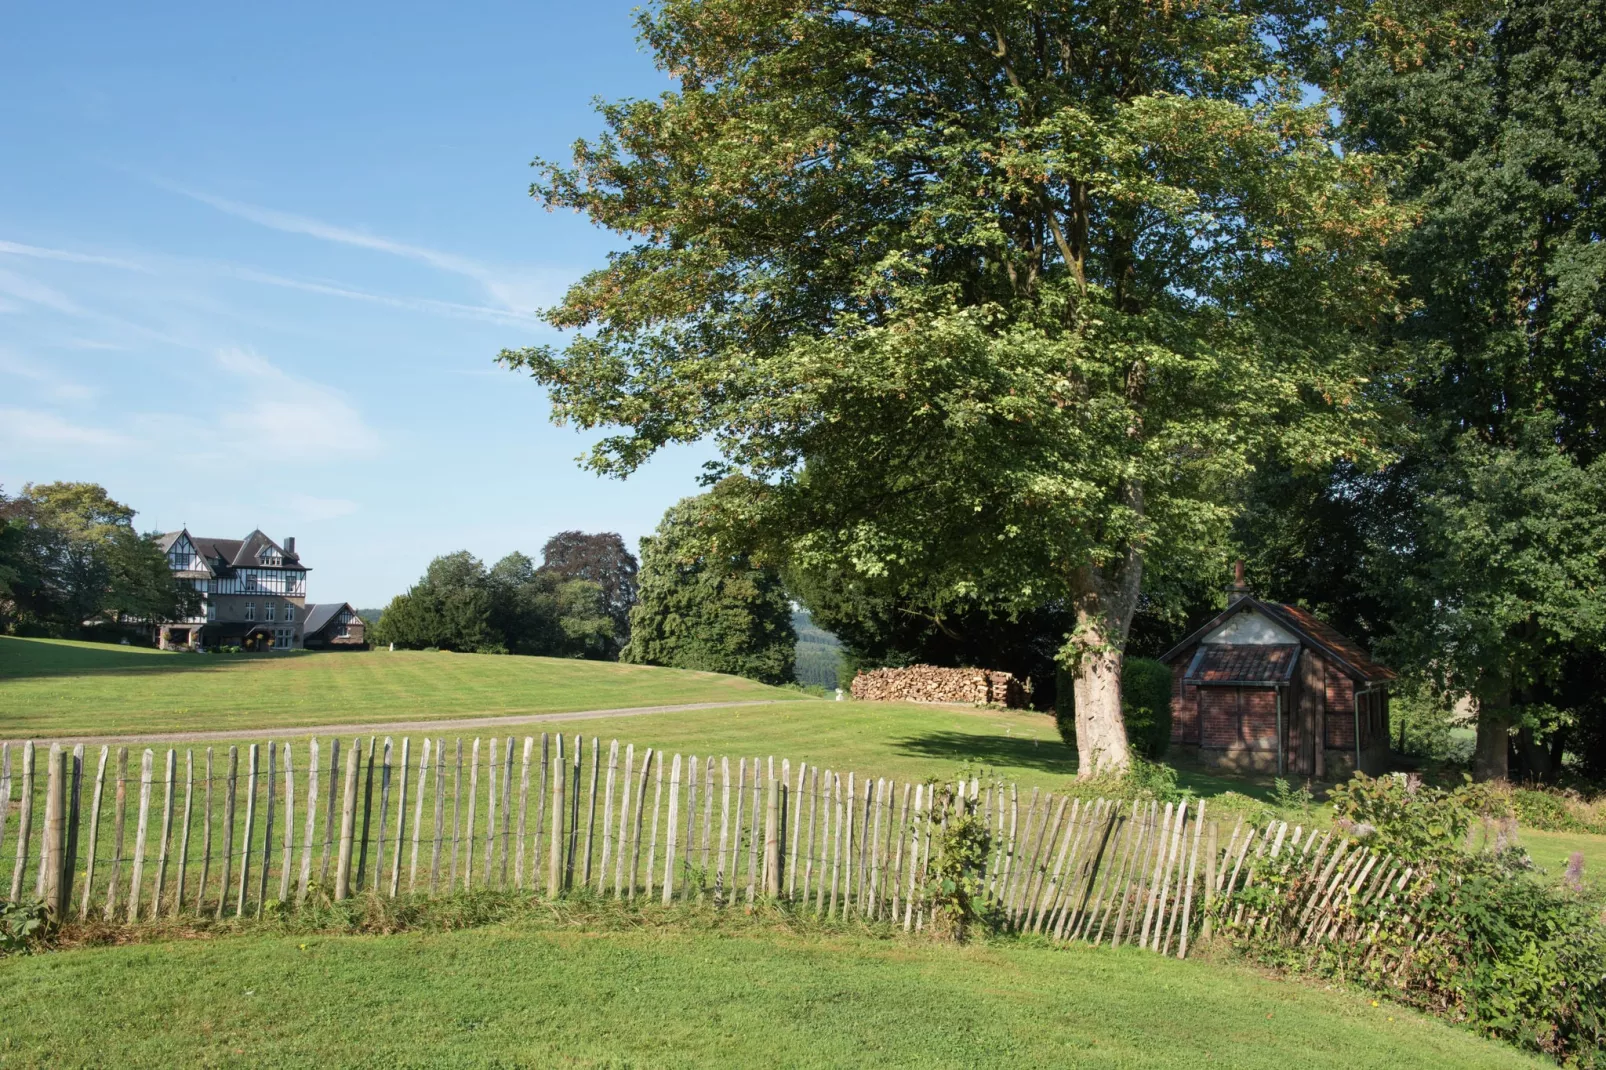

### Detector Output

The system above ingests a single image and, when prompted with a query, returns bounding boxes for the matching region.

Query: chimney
[1227,559,1250,604]
[284,536,296,556]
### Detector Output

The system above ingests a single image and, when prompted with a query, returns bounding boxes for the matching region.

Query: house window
[266,602,276,622]
[285,603,295,622]
[245,602,256,621]
[336,623,350,638]
[206,602,215,622]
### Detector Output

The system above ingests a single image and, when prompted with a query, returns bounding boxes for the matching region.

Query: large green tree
[374,549,620,658]
[622,498,796,685]
[537,531,639,656]
[0,482,194,634]
[503,0,1400,772]
[1274,0,1606,780]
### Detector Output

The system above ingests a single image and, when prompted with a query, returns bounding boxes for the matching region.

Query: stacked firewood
[849,665,1031,707]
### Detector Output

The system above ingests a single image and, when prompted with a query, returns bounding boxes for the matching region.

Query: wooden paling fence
[0,736,1418,959]
[1204,817,1426,973]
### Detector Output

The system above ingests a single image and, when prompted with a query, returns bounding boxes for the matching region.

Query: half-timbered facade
[154,529,309,651]
[1159,571,1396,779]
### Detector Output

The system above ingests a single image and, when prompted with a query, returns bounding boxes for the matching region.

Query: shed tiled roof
[1185,644,1301,686]
[1265,603,1397,682]
[1160,597,1396,684]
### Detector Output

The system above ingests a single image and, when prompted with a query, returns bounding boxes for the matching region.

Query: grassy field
[3,634,1602,881]
[0,637,803,736]
[0,911,1542,1069]
[0,635,1591,1068]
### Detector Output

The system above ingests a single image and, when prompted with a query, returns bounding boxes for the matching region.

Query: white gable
[166,533,205,573]
[1201,608,1298,646]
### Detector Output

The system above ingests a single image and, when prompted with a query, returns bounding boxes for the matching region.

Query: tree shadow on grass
[895,728,1285,801]
[0,635,310,680]
[892,731,1079,776]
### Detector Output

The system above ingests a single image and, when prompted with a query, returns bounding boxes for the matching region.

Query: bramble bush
[0,899,50,955]
[921,786,1001,942]
[1225,773,1606,1066]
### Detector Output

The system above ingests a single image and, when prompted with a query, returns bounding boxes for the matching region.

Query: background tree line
[502,0,1605,781]
[372,513,800,686]
[371,532,638,659]
[0,482,195,638]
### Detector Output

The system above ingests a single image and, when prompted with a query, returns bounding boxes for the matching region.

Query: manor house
[154,528,364,651]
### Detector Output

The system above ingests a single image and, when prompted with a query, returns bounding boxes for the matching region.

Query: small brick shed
[1158,577,1396,779]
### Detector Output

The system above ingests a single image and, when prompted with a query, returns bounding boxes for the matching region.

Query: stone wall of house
[850,665,1031,708]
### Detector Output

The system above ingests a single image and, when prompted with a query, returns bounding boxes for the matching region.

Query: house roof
[158,529,306,572]
[303,602,353,634]
[1184,644,1301,686]
[1159,597,1396,684]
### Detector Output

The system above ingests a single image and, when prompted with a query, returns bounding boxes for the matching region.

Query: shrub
[1328,772,1487,862]
[921,786,1000,942]
[0,899,50,955]
[1499,786,1606,835]
[1054,656,1173,759]
[1224,772,1606,1066]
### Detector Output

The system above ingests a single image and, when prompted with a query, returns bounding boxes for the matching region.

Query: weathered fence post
[581,738,598,890]
[153,749,176,917]
[235,744,258,918]
[355,737,376,890]
[81,746,110,917]
[298,740,319,904]
[176,749,195,914]
[334,740,360,900]
[257,742,277,917]
[41,745,67,916]
[764,764,781,899]
[10,740,35,902]
[388,737,410,898]
[662,754,681,905]
[546,733,565,897]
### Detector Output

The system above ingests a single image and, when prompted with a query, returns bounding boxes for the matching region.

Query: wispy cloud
[222,265,541,326]
[0,348,96,401]
[0,266,87,316]
[0,229,549,329]
[171,187,484,277]
[0,408,131,449]
[164,184,561,314]
[213,347,382,457]
[0,240,147,271]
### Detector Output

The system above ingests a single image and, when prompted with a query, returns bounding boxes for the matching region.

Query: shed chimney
[1227,559,1249,603]
[285,536,296,556]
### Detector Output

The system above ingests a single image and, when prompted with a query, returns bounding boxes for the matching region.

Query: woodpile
[850,665,1032,707]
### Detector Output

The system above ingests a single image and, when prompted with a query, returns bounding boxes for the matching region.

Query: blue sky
[0,0,711,607]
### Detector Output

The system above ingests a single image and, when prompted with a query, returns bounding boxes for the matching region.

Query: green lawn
[0,637,804,736]
[4,634,1602,891]
[0,914,1541,1069]
[0,635,1591,1068]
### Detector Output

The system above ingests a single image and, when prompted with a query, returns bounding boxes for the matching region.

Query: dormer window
[258,546,282,566]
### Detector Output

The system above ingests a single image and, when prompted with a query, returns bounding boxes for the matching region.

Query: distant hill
[793,610,844,690]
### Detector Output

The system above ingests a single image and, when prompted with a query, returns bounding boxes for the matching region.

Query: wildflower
[1564,852,1586,892]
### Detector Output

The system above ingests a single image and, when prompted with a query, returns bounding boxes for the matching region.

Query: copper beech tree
[502,0,1401,774]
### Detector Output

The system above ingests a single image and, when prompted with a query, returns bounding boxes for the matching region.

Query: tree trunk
[1067,555,1140,778]
[1471,686,1512,783]
[1071,629,1130,776]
